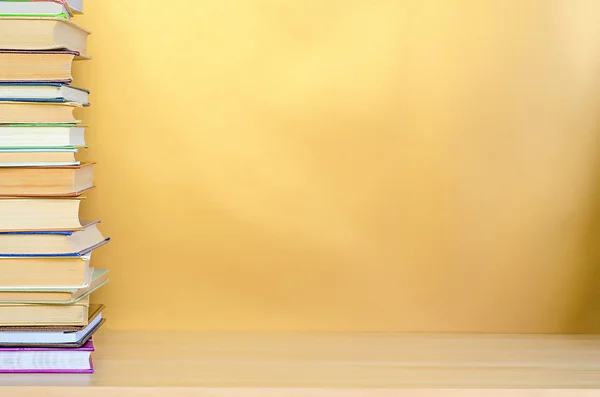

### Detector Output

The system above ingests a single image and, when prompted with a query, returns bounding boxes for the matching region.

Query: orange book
[0,162,93,196]
[0,50,77,83]
[0,102,80,124]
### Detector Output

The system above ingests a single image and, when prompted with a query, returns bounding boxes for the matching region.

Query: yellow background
[74,0,600,332]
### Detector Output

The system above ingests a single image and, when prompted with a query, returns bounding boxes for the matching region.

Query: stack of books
[0,0,109,374]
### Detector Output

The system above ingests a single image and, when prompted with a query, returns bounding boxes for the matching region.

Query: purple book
[0,338,94,374]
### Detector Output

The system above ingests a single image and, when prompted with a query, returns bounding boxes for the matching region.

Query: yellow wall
[74,0,600,332]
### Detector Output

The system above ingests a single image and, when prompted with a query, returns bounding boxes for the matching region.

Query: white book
[0,147,79,167]
[0,313,102,345]
[0,0,71,18]
[0,348,93,371]
[0,125,85,147]
[0,84,89,106]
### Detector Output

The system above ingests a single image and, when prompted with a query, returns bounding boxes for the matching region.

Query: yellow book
[0,197,86,232]
[0,18,89,56]
[0,102,80,124]
[0,162,93,196]
[0,269,108,304]
[0,298,89,326]
[0,50,76,82]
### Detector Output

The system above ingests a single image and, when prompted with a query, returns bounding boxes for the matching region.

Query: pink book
[0,338,94,374]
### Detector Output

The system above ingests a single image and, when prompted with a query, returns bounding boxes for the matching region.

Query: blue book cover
[1,230,75,236]
[0,220,108,257]
[0,82,90,92]
[0,83,89,106]
[0,238,110,258]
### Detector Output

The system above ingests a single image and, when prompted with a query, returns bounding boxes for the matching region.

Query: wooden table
[1,331,600,396]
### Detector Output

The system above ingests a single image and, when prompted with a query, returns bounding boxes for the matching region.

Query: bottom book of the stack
[0,339,95,374]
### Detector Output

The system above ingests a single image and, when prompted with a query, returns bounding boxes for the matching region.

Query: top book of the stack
[0,0,83,19]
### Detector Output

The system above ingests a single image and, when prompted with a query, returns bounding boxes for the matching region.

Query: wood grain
[1,331,600,396]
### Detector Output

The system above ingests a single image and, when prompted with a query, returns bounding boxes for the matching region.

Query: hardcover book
[0,101,81,124]
[0,83,89,105]
[0,0,73,19]
[0,300,91,326]
[0,306,105,347]
[0,18,89,56]
[0,125,85,147]
[0,220,108,256]
[0,50,78,83]
[0,304,103,331]
[0,147,80,167]
[0,163,93,197]
[0,269,108,304]
[0,197,88,231]
[0,338,95,373]
[0,254,92,288]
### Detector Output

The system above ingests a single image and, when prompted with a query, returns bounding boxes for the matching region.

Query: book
[0,101,80,124]
[0,83,89,105]
[0,299,90,326]
[0,163,93,196]
[0,0,72,19]
[0,339,94,373]
[0,50,77,83]
[0,220,107,256]
[0,269,108,304]
[0,147,79,166]
[0,288,95,306]
[0,255,92,288]
[0,125,85,147]
[0,197,86,231]
[0,17,89,56]
[0,314,104,347]
[0,304,102,331]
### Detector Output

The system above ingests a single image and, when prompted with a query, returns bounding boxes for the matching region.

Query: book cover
[0,237,110,257]
[0,338,94,351]
[0,83,90,105]
[0,318,105,348]
[0,49,79,57]
[0,82,88,91]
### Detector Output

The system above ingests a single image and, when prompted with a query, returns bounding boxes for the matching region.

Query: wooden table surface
[2,331,600,396]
